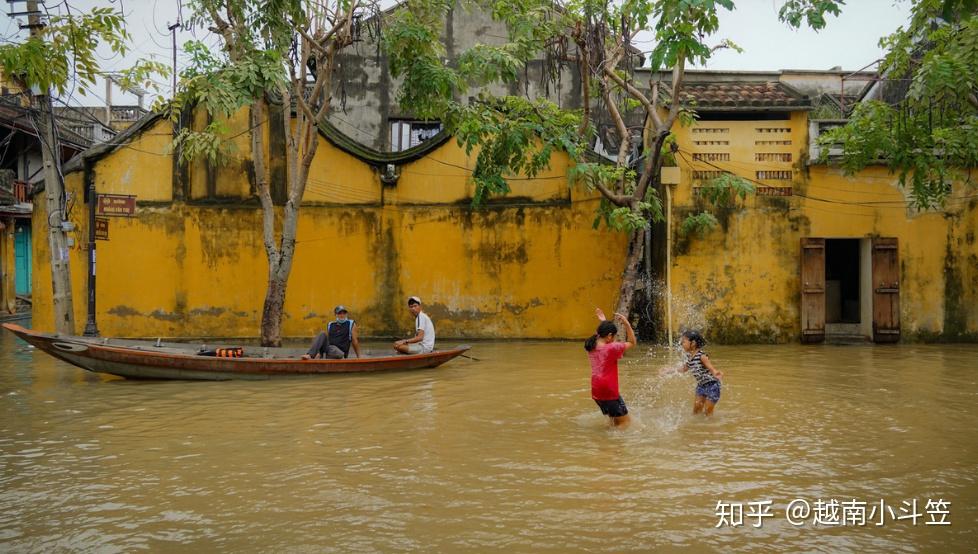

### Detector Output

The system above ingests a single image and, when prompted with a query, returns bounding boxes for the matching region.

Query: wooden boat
[2,323,470,380]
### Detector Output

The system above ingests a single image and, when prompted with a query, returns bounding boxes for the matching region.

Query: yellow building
[28,68,978,343]
[663,75,978,343]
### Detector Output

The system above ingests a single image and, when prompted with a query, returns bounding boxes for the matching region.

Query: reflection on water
[1,328,977,552]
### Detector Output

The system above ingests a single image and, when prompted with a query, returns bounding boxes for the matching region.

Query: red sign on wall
[95,218,109,240]
[96,194,136,217]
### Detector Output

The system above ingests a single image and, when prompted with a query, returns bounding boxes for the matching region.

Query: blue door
[14,220,31,296]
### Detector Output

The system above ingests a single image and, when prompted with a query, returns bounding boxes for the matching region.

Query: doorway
[824,239,861,337]
[800,237,897,343]
[14,220,31,296]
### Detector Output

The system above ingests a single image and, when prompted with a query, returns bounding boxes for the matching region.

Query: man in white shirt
[393,296,435,354]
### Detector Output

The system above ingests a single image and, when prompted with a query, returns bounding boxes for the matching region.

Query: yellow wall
[32,109,978,342]
[1,218,14,313]
[669,112,978,342]
[33,116,629,339]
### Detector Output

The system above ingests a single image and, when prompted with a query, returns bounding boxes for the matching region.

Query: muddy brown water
[1,327,976,552]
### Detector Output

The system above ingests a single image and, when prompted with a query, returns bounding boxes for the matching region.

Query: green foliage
[698,172,755,207]
[452,95,585,204]
[819,101,978,208]
[819,2,978,208]
[457,44,524,84]
[116,60,171,97]
[590,188,663,232]
[659,134,679,165]
[680,211,719,238]
[172,121,235,165]
[168,40,284,121]
[570,163,635,195]
[679,174,752,239]
[383,2,461,119]
[185,0,304,54]
[385,0,564,112]
[778,0,845,30]
[643,0,737,70]
[167,1,299,166]
[0,7,167,96]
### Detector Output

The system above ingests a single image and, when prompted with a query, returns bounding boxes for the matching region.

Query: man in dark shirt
[302,305,362,359]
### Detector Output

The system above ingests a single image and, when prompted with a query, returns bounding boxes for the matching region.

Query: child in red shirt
[585,308,636,427]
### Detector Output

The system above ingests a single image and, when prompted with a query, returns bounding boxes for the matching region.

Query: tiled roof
[669,81,810,110]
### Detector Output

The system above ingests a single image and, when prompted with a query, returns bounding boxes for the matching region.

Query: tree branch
[602,82,631,187]
[603,65,663,129]
[594,179,632,207]
[297,26,328,57]
[663,55,687,131]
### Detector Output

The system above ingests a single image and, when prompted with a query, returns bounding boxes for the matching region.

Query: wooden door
[800,237,825,343]
[14,221,31,295]
[872,237,900,343]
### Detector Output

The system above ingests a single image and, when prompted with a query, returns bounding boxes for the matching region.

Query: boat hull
[2,323,470,380]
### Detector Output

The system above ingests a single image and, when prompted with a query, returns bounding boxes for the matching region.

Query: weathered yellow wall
[33,115,629,339]
[32,108,978,342]
[0,219,15,313]
[669,112,978,342]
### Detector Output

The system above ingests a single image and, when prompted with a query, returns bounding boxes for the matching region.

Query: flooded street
[1,327,977,552]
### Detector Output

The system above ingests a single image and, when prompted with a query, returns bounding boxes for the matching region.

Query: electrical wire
[675,147,977,209]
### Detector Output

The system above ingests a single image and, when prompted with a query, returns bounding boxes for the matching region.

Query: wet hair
[682,329,706,349]
[584,321,619,351]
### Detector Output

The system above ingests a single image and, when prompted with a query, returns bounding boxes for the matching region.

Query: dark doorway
[825,239,860,323]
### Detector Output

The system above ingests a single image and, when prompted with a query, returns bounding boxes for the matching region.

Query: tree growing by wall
[817,0,978,208]
[173,0,371,346]
[388,0,841,322]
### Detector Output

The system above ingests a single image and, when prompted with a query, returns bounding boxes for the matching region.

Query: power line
[675,148,976,209]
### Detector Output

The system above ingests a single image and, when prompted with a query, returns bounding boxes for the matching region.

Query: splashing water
[618,275,729,432]
[635,274,709,339]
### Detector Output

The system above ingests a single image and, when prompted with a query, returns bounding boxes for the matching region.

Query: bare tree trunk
[248,97,285,347]
[615,228,646,319]
[260,271,287,346]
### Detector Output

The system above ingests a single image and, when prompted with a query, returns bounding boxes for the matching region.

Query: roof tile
[670,81,810,110]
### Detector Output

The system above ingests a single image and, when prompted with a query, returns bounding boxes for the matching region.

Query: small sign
[95,218,109,241]
[96,194,136,217]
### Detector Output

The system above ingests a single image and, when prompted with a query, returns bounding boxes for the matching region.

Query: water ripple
[1,335,976,551]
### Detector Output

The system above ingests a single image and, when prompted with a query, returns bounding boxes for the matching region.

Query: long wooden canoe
[2,323,470,380]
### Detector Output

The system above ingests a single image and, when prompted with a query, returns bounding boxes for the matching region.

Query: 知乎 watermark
[714,498,951,528]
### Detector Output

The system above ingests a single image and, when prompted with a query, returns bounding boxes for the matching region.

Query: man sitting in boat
[302,305,362,359]
[393,296,435,354]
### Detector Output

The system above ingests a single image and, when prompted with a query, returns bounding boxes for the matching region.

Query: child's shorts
[594,396,629,418]
[695,381,721,403]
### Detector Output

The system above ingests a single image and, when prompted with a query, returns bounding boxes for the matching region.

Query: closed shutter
[800,237,825,344]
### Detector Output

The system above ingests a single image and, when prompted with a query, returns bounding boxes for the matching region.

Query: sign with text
[95,218,109,241]
[96,194,136,217]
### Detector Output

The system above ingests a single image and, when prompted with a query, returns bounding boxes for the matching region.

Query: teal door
[14,220,31,295]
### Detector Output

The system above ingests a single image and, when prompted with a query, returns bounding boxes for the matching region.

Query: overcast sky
[2,0,912,106]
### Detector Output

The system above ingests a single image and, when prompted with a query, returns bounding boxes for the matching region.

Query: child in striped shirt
[678,330,724,416]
